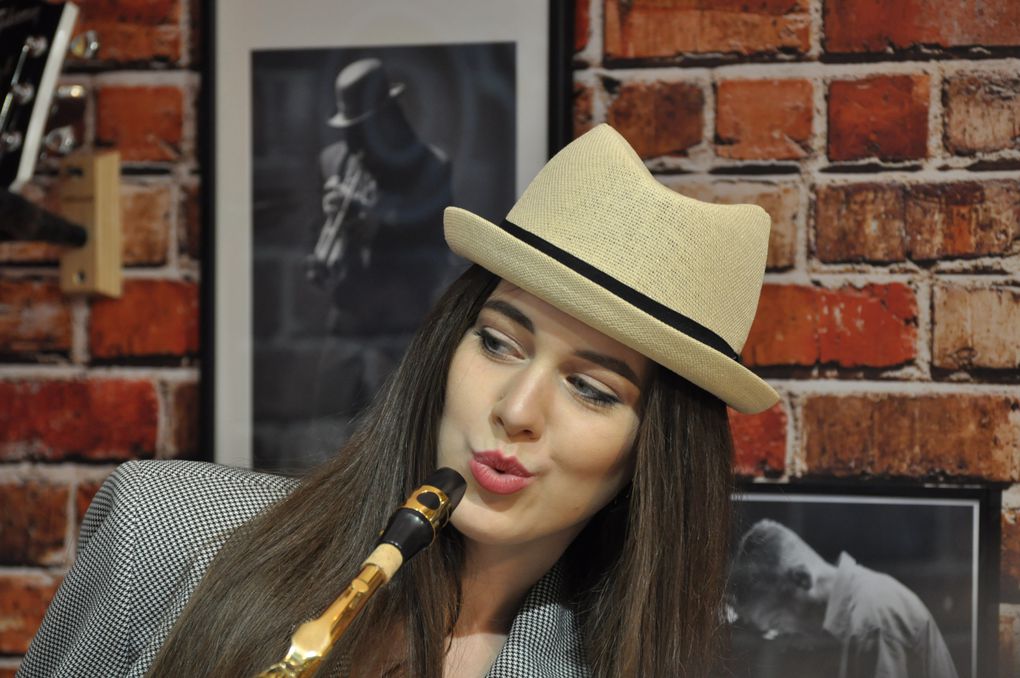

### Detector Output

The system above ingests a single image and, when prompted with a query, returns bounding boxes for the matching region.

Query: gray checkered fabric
[17,460,591,677]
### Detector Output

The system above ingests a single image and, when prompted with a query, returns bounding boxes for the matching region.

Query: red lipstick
[469,451,534,495]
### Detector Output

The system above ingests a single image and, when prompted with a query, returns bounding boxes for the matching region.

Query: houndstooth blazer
[18,460,590,678]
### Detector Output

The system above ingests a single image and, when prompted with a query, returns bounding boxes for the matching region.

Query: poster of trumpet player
[211,0,570,471]
[723,486,998,678]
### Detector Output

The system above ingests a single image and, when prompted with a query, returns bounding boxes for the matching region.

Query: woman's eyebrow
[481,300,534,333]
[574,350,641,388]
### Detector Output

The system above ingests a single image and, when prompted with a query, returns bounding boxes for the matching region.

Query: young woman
[19,124,778,678]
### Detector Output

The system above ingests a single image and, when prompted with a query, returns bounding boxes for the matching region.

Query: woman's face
[437,281,650,554]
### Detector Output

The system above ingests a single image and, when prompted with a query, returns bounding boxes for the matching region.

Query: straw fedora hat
[327,58,405,128]
[444,124,779,414]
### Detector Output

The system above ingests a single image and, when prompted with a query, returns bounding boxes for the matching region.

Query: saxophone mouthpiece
[376,468,466,563]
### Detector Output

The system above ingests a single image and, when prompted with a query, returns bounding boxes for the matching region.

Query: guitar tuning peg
[43,127,77,156]
[25,36,49,57]
[11,82,36,105]
[1,131,24,152]
[56,85,87,101]
[69,31,100,59]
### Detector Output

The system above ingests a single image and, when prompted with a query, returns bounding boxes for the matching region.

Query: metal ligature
[256,468,467,678]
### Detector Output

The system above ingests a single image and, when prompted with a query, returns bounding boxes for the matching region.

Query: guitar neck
[0,1,79,191]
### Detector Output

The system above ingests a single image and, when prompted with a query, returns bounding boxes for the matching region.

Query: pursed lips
[469,450,535,495]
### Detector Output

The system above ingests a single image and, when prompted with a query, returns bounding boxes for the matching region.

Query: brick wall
[0,1,199,674]
[575,0,1020,673]
[1,0,1018,673]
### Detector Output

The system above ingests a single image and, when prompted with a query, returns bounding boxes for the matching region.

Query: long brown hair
[148,264,734,677]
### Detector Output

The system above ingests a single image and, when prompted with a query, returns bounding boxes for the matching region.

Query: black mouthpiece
[377,468,466,563]
[422,467,467,509]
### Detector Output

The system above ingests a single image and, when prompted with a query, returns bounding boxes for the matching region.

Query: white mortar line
[765,379,1020,396]
[1003,484,1020,510]
[0,566,64,579]
[179,0,193,69]
[786,390,804,476]
[763,270,929,285]
[797,176,812,273]
[92,70,199,87]
[575,0,603,68]
[165,181,181,270]
[154,380,172,458]
[69,296,89,365]
[916,278,934,380]
[807,0,824,60]
[928,64,945,161]
[0,365,199,380]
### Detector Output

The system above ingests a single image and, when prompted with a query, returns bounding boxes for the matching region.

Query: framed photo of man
[205,0,572,471]
[725,484,999,678]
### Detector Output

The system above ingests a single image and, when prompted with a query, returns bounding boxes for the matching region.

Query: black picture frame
[200,1,573,469]
[728,482,1000,678]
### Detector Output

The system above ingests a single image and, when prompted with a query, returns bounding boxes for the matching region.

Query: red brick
[933,284,1020,371]
[1003,509,1020,602]
[905,181,1020,260]
[0,183,175,265]
[814,183,906,263]
[74,0,182,64]
[729,404,787,477]
[817,181,1020,264]
[575,0,590,53]
[716,79,813,160]
[824,0,1020,53]
[122,183,172,266]
[0,482,68,566]
[0,573,60,654]
[605,0,811,59]
[169,380,199,458]
[0,379,158,461]
[606,80,703,158]
[75,478,108,531]
[96,86,184,162]
[90,280,199,358]
[0,280,72,354]
[743,284,917,368]
[944,75,1020,155]
[0,183,63,264]
[671,181,799,270]
[0,242,63,264]
[828,75,929,162]
[573,83,594,140]
[1000,610,1020,678]
[802,394,1020,481]
[180,181,201,260]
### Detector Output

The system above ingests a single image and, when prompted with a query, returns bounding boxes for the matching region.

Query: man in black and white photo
[307,57,455,334]
[728,519,959,678]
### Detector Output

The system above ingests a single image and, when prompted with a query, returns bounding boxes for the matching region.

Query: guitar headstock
[0,1,80,191]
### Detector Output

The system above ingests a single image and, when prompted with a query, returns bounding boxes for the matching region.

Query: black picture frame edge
[548,0,574,156]
[733,481,1001,678]
[198,1,576,467]
[198,0,217,465]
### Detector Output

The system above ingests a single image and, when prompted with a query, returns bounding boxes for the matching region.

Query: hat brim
[327,83,406,128]
[444,206,780,415]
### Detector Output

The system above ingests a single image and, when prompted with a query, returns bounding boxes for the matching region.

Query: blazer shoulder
[20,461,299,678]
[80,459,298,548]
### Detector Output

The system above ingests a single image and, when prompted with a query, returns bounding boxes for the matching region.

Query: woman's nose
[490,368,547,442]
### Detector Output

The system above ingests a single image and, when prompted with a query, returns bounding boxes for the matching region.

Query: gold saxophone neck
[254,470,466,677]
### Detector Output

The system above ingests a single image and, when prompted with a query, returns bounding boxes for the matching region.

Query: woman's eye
[568,376,619,408]
[473,328,517,358]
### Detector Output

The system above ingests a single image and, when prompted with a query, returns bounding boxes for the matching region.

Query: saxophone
[255,469,466,678]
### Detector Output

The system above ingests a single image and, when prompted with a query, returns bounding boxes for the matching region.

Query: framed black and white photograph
[724,485,999,678]
[205,0,572,471]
